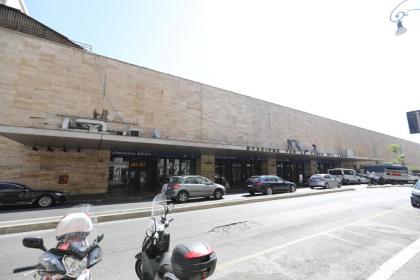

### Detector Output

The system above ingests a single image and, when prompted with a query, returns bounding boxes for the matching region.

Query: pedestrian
[299,174,303,187]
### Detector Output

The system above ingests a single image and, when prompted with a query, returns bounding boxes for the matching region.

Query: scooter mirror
[23,237,47,251]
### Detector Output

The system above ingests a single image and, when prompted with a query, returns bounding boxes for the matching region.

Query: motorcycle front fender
[135,251,142,259]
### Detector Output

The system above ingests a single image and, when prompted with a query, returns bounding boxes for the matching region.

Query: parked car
[245,175,296,196]
[411,180,420,208]
[328,168,359,185]
[408,173,419,184]
[309,174,342,189]
[0,182,67,208]
[165,175,226,203]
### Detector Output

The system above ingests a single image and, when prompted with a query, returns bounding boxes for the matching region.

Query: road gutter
[0,187,354,235]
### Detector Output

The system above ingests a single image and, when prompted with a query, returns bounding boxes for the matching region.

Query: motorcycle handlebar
[13,266,37,273]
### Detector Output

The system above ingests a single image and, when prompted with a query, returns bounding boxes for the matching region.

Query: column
[199,154,215,181]
[261,158,277,175]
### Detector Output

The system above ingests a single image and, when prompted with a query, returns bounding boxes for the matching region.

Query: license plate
[247,185,253,187]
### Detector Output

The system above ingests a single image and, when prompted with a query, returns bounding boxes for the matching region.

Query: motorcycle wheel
[135,259,143,280]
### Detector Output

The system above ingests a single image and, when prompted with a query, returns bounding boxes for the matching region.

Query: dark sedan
[0,182,67,208]
[246,175,296,195]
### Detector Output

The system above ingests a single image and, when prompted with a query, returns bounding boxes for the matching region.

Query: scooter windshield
[147,193,168,235]
[151,193,167,218]
[55,204,98,258]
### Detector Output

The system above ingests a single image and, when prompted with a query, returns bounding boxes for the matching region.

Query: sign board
[407,110,420,134]
[58,175,69,184]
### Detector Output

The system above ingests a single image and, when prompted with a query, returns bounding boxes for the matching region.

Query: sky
[25,0,420,144]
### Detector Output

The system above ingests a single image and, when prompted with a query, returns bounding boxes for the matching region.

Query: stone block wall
[0,137,109,194]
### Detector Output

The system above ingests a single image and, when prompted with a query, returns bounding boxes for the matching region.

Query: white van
[328,168,359,185]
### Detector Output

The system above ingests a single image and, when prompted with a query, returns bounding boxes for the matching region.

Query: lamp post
[390,0,420,35]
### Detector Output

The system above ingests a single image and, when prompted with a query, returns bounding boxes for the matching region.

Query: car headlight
[63,255,87,278]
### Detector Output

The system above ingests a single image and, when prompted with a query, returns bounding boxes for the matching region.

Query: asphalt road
[1,186,418,280]
[0,187,348,225]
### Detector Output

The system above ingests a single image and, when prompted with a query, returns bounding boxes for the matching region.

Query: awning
[0,125,380,161]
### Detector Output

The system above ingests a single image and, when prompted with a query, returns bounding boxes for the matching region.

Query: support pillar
[261,158,277,175]
[198,154,215,181]
[304,160,317,176]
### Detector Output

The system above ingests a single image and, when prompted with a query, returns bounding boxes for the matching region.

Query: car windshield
[415,181,420,190]
[169,177,184,184]
[248,176,261,182]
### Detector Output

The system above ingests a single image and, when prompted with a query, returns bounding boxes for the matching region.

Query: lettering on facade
[245,146,349,158]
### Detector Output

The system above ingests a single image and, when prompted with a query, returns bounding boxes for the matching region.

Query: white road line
[367,237,420,280]
[218,205,407,270]
[338,228,406,248]
[323,233,393,256]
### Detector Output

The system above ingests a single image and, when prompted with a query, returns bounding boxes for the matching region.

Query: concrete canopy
[0,125,380,161]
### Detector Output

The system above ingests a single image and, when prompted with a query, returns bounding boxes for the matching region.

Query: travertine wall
[1,26,420,194]
[0,137,109,194]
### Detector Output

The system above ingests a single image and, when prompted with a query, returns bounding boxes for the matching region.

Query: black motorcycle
[135,193,217,280]
[366,172,380,186]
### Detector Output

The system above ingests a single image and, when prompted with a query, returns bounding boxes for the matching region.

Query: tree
[387,144,404,165]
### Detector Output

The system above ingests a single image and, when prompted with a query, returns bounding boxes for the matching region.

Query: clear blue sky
[26,0,420,144]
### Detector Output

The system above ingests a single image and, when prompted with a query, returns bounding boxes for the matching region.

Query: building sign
[58,175,68,184]
[111,151,197,159]
[246,146,349,158]
[129,162,147,168]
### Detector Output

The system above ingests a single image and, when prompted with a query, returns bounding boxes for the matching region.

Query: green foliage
[387,144,403,164]
[387,144,401,154]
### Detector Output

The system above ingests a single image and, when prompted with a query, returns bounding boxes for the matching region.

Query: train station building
[1,4,420,196]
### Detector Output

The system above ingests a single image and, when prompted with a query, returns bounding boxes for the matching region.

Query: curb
[0,187,354,235]
[367,184,414,189]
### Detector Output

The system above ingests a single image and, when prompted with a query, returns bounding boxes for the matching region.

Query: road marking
[218,205,407,270]
[367,237,420,280]
[338,228,406,248]
[323,233,393,256]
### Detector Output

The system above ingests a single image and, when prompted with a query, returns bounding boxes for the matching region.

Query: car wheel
[214,189,224,199]
[266,187,273,195]
[176,191,189,203]
[135,259,143,280]
[37,195,53,208]
[289,185,296,193]
[358,180,361,185]
[338,183,342,188]
[249,191,255,196]
[325,183,329,189]
[310,186,314,189]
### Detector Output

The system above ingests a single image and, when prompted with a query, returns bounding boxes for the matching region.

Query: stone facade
[1,27,420,194]
[0,137,109,194]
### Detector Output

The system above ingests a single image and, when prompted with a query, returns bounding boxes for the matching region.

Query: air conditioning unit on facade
[61,117,107,132]
[129,129,143,137]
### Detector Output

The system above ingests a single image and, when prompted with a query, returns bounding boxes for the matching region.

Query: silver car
[309,174,342,189]
[165,175,226,203]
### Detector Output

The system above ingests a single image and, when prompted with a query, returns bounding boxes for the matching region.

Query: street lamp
[390,0,420,35]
